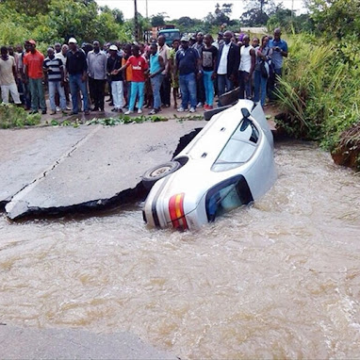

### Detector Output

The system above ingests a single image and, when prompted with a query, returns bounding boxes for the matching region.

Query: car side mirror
[241,107,251,119]
[240,108,251,132]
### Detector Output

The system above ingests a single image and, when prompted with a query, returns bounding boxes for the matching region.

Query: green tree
[307,0,360,39]
[177,16,196,28]
[151,13,167,27]
[214,3,232,25]
[100,5,124,25]
[4,0,50,16]
[241,8,269,26]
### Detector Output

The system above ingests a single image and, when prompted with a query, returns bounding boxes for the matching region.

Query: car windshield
[205,175,253,222]
[161,32,180,40]
[212,118,260,172]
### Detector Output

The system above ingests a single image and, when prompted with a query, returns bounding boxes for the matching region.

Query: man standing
[193,32,205,108]
[43,47,67,115]
[238,34,256,99]
[107,45,124,113]
[14,44,27,107]
[55,44,70,109]
[118,44,148,115]
[176,36,200,113]
[169,38,180,109]
[0,46,22,106]
[202,34,217,109]
[212,32,224,50]
[215,31,239,97]
[158,35,171,108]
[66,37,89,115]
[148,42,165,115]
[268,28,288,100]
[87,40,107,112]
[23,39,46,114]
[54,43,62,54]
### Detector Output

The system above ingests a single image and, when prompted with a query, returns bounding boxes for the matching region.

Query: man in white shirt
[238,34,256,99]
[214,31,240,97]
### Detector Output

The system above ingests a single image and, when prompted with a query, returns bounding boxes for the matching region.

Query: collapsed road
[1,120,206,220]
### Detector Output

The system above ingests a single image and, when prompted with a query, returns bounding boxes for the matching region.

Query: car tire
[142,161,181,189]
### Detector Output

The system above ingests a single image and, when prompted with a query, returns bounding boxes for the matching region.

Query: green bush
[0,104,41,129]
[275,33,360,151]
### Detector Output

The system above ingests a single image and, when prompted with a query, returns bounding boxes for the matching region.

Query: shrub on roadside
[275,33,360,152]
[0,103,41,129]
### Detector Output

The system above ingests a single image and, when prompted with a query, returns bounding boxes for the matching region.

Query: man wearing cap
[175,35,200,113]
[43,47,67,115]
[107,44,124,112]
[66,37,89,115]
[87,40,107,112]
[23,39,46,114]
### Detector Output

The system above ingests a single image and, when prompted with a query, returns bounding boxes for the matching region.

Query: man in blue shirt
[268,28,288,101]
[176,36,200,113]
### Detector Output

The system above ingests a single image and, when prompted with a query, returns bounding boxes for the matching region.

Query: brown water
[1,142,360,359]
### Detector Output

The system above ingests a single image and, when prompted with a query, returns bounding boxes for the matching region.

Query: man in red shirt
[23,39,46,114]
[117,44,148,115]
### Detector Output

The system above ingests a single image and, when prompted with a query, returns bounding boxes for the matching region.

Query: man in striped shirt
[43,47,67,115]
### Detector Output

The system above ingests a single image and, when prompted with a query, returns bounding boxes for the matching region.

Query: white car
[142,100,276,230]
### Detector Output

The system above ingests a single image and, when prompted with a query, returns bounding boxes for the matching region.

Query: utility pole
[146,0,148,18]
[134,0,139,42]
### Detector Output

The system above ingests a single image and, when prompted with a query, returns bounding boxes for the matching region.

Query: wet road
[1,141,360,358]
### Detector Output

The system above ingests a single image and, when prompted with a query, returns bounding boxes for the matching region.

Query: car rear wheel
[142,161,181,189]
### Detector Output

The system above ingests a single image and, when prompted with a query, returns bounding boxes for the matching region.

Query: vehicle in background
[158,28,181,47]
[142,100,276,231]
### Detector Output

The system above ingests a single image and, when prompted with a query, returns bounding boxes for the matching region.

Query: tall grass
[275,34,360,151]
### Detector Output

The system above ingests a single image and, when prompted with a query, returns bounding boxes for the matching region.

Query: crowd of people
[0,28,288,117]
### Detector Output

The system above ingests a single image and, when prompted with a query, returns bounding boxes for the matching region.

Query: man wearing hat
[23,39,47,114]
[66,37,89,115]
[175,35,200,113]
[106,44,124,112]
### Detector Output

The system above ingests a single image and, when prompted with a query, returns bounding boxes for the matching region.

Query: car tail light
[168,193,188,230]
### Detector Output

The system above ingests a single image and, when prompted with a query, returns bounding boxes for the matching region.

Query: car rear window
[212,119,259,172]
[205,175,253,222]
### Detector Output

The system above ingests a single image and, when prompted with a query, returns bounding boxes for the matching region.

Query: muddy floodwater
[1,141,360,359]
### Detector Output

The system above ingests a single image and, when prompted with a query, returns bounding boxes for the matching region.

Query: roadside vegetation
[274,0,360,169]
[0,104,41,128]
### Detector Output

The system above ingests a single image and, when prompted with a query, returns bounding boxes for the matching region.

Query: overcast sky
[96,0,306,20]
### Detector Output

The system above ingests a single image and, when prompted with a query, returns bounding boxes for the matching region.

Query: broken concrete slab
[5,121,206,220]
[0,326,177,359]
[0,126,96,207]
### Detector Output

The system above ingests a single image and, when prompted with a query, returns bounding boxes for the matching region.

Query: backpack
[260,60,269,79]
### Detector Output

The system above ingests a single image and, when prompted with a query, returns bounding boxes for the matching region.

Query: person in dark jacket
[214,31,240,97]
[107,45,124,112]
[66,37,89,115]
